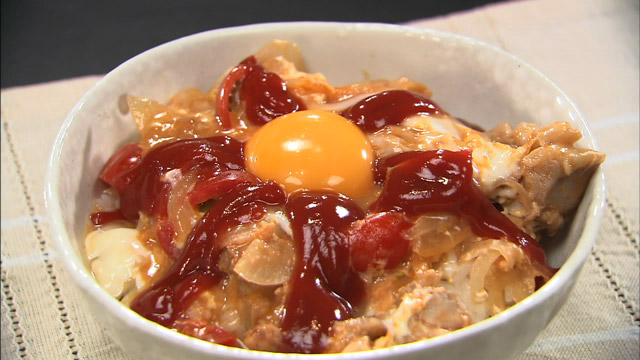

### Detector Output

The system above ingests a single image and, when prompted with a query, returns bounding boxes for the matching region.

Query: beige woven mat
[2,0,638,358]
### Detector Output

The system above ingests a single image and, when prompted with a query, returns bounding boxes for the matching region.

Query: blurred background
[1,0,510,88]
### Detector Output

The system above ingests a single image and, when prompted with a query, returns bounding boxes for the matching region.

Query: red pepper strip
[349,212,413,272]
[89,210,127,226]
[216,64,251,130]
[156,219,180,260]
[189,170,260,206]
[99,143,142,194]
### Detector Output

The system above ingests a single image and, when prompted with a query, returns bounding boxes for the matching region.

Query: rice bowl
[45,22,605,360]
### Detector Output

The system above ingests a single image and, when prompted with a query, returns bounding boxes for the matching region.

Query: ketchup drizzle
[373,150,551,269]
[217,56,305,128]
[130,182,286,333]
[116,136,245,221]
[341,90,446,132]
[282,191,365,353]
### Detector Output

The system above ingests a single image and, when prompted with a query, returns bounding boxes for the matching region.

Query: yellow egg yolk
[245,110,374,199]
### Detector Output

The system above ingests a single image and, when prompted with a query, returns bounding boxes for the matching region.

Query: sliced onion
[166,169,199,249]
[233,238,294,286]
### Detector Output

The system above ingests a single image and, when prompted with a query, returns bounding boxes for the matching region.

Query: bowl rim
[45,21,606,359]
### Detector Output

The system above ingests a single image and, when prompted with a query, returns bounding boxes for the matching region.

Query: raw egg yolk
[245,110,374,199]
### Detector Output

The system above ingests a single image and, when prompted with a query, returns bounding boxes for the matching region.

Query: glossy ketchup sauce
[373,150,550,268]
[341,89,445,131]
[217,56,305,129]
[130,181,286,344]
[282,191,365,353]
[101,136,246,222]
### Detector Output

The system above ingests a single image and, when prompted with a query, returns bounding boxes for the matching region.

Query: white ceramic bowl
[46,22,605,360]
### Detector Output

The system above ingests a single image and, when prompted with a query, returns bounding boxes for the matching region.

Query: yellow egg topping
[244,110,374,199]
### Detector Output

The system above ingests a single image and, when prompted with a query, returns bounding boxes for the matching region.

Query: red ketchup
[217,56,305,129]
[113,136,244,221]
[130,181,286,344]
[282,191,365,354]
[340,90,446,132]
[373,150,551,270]
[93,136,245,227]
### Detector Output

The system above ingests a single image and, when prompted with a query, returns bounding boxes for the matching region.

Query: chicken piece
[243,323,284,352]
[341,336,375,352]
[255,40,433,105]
[361,269,413,315]
[521,146,605,235]
[331,77,433,102]
[173,318,239,347]
[255,40,336,104]
[488,121,605,236]
[202,274,283,338]
[488,121,582,148]
[325,317,388,353]
[383,286,471,344]
[128,95,220,152]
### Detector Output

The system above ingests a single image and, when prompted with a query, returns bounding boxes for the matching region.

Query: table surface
[1,0,638,359]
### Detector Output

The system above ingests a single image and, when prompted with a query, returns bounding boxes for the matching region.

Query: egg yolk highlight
[245,110,374,199]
